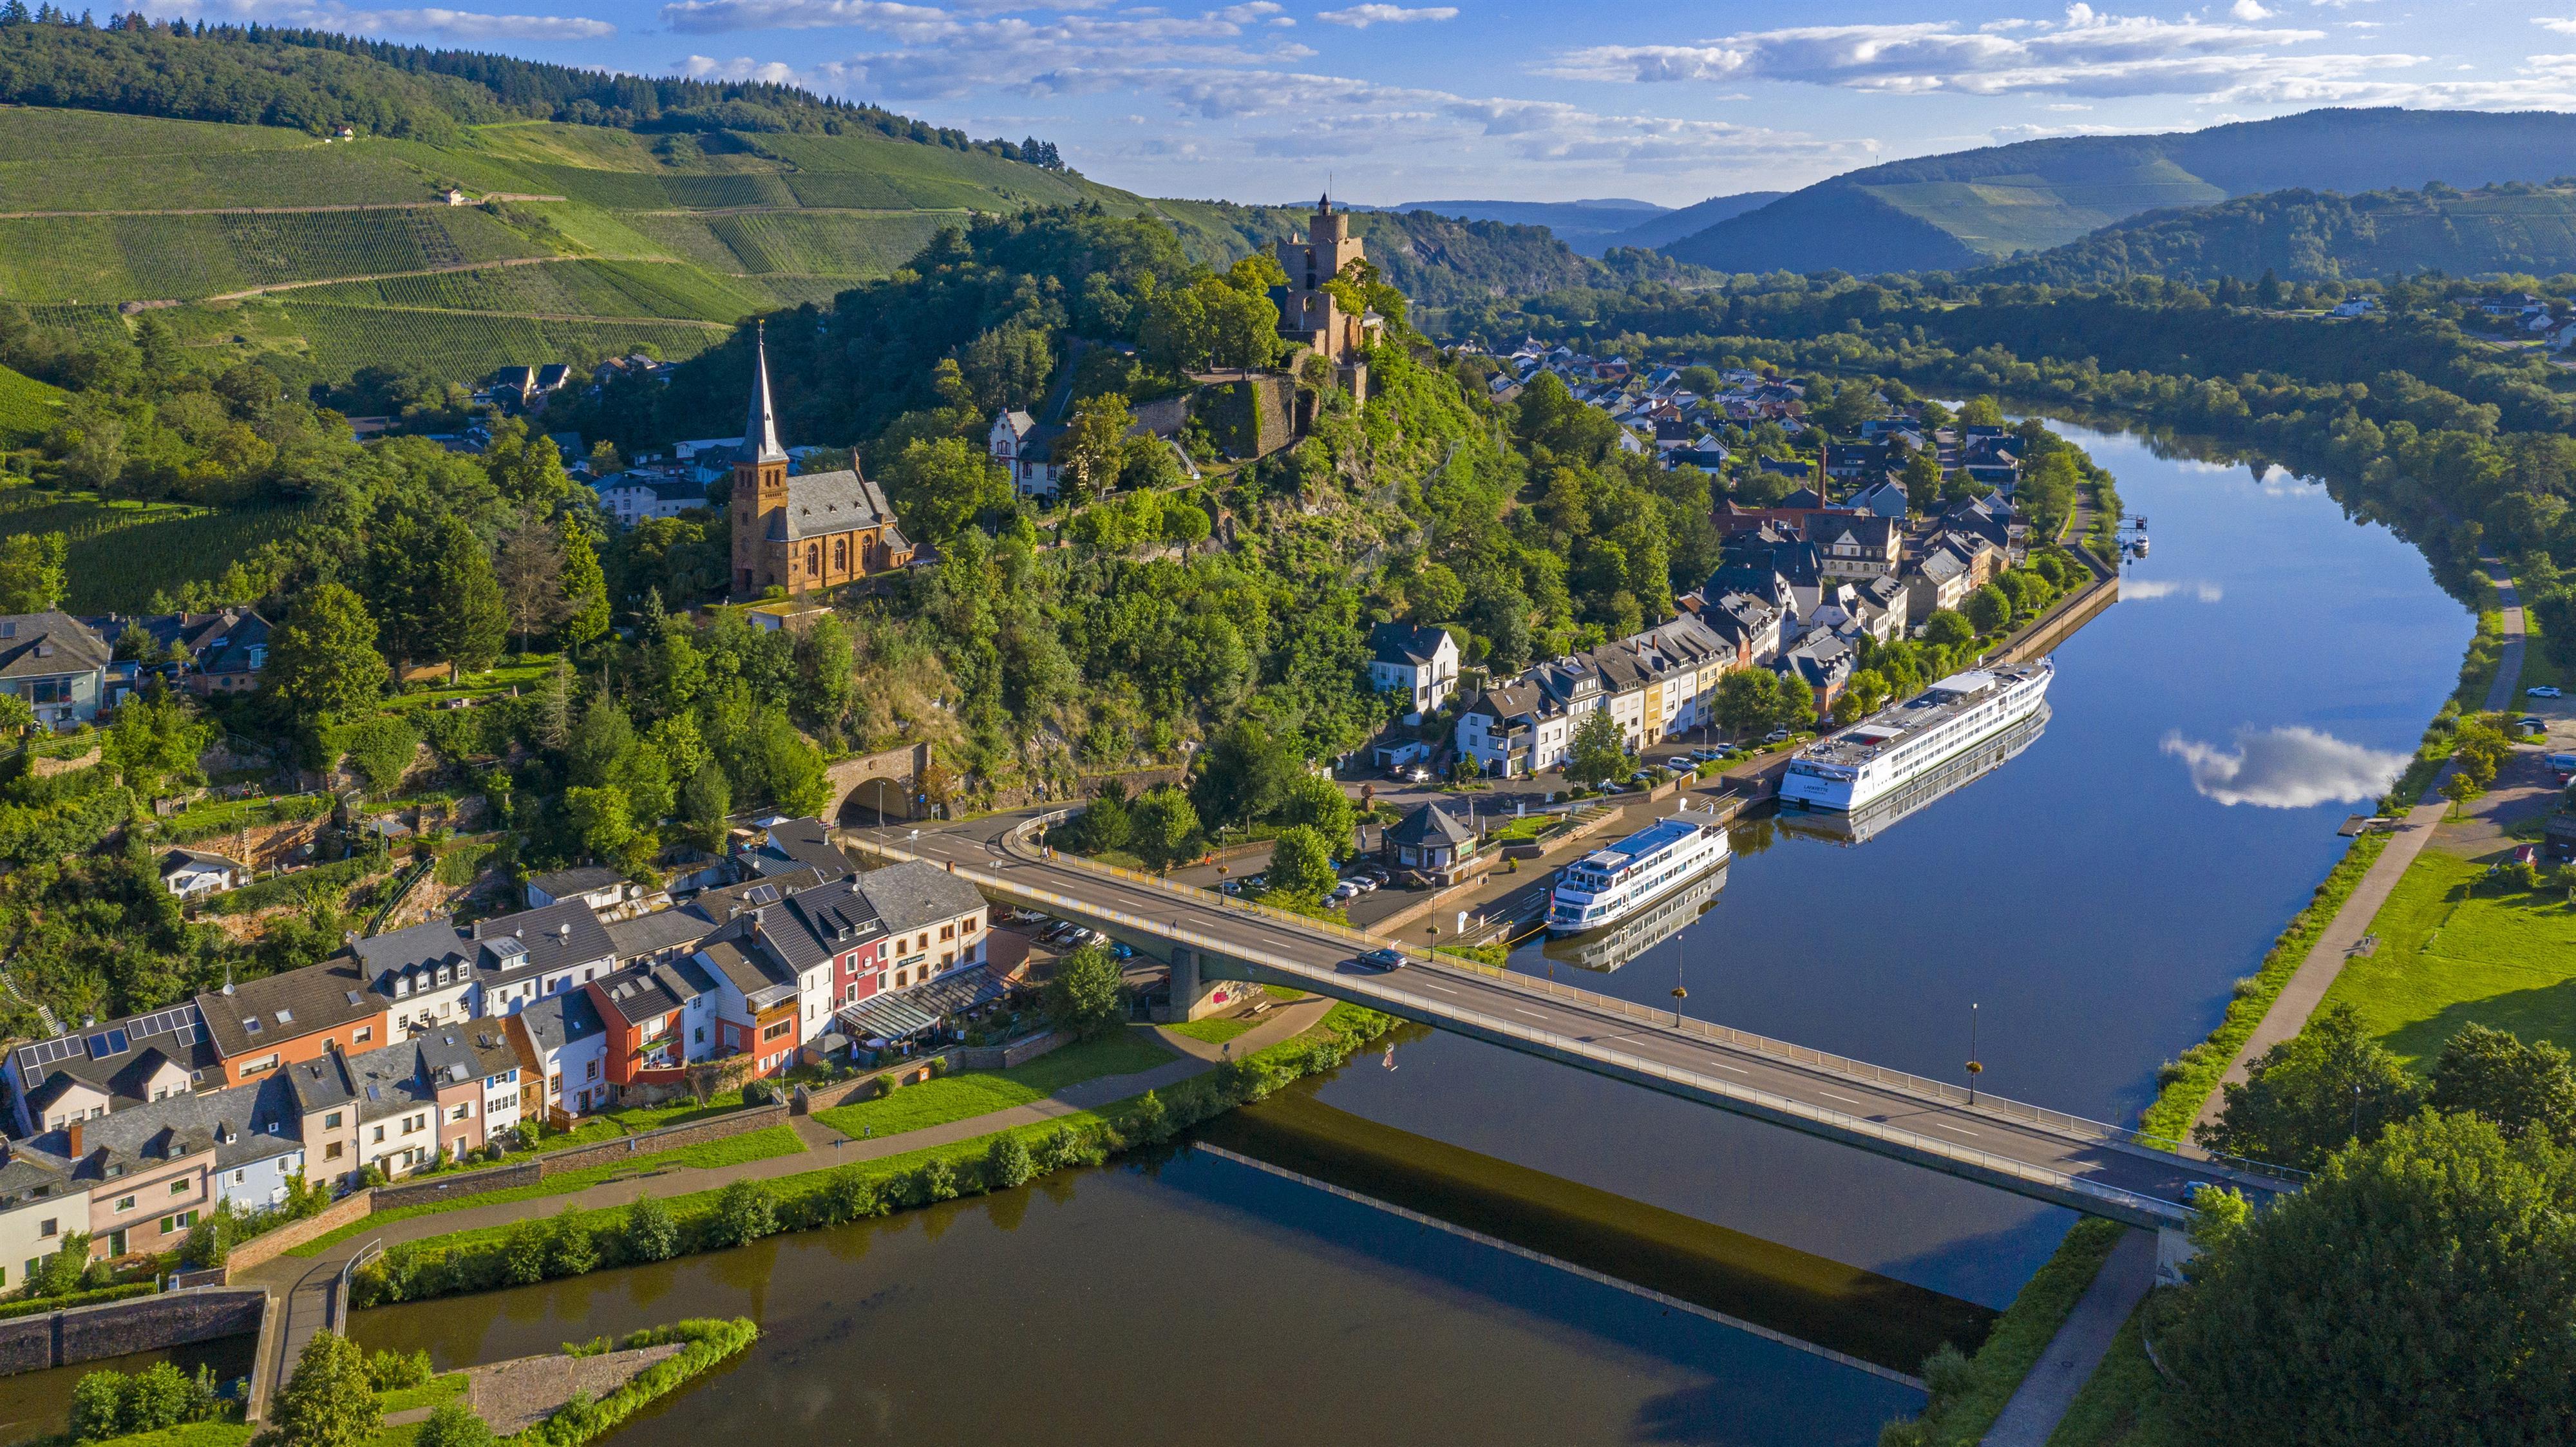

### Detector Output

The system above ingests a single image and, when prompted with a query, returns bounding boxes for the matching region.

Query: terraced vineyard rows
[0,492,312,612]
[0,206,546,302]
[627,209,952,278]
[289,259,778,322]
[280,302,726,381]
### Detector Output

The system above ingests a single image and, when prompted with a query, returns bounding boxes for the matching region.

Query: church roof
[764,469,904,542]
[743,321,788,466]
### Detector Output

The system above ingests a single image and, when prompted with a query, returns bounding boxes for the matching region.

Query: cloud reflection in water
[2159,726,2409,808]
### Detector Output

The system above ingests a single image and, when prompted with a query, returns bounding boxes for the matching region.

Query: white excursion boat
[1781,661,2054,813]
[1777,702,2050,846]
[1547,804,1733,935]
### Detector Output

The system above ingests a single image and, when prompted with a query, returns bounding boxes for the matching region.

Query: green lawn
[2320,849,2576,1067]
[1165,1016,1261,1045]
[811,1029,1174,1139]
[372,1375,468,1416]
[290,1124,807,1255]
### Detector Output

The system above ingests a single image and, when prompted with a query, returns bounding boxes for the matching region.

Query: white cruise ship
[1548,805,1733,935]
[1781,661,2054,813]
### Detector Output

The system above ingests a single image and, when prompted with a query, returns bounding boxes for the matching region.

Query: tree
[1191,718,1301,830]
[2198,1003,2426,1171]
[1921,609,1975,648]
[1267,824,1339,902]
[2441,768,2484,817]
[2430,1022,2576,1145]
[1059,391,1133,502]
[483,418,570,508]
[0,531,68,612]
[258,1330,381,1447]
[556,520,610,652]
[1043,941,1125,1039]
[1126,785,1200,869]
[341,715,417,796]
[621,1195,677,1262]
[413,1402,495,1447]
[1833,668,1892,725]
[1961,583,2011,635]
[1565,708,1631,787]
[1957,396,2005,427]
[102,692,209,793]
[680,762,731,849]
[421,516,506,676]
[1713,668,1784,741]
[267,583,384,723]
[985,1132,1034,1189]
[711,1180,779,1247]
[2162,1110,2576,1445]
[882,437,1009,547]
[1278,775,1356,856]
[564,785,634,862]
[493,521,569,652]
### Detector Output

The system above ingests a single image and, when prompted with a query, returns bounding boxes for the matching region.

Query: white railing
[862,829,2202,1224]
[947,815,2297,1187]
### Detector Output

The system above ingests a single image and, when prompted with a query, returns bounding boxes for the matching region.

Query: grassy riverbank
[351,1003,1395,1309]
[810,1028,1174,1139]
[1877,1218,2125,1447]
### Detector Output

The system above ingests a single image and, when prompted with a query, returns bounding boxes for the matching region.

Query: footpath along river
[340,421,2470,1446]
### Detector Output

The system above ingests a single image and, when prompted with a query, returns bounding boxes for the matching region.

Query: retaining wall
[0,1289,267,1377]
[374,1164,540,1212]
[224,1191,375,1278]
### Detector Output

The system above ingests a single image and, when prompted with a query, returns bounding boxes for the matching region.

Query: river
[337,421,2467,1446]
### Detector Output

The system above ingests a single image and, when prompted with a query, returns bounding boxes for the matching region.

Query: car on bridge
[1352,947,1407,971]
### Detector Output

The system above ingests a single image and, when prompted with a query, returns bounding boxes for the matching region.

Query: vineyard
[629,209,952,280]
[280,301,724,381]
[0,363,66,448]
[290,258,778,323]
[0,491,310,612]
[0,205,548,303]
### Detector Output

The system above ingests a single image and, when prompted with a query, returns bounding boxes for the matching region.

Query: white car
[1331,882,1361,902]
[2533,686,2564,699]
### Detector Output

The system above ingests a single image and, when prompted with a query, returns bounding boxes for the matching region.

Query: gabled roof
[0,613,109,681]
[857,859,987,934]
[471,898,616,985]
[515,990,604,1054]
[195,958,381,1062]
[414,1025,519,1091]
[589,958,717,1027]
[159,848,242,876]
[741,818,850,883]
[765,469,902,542]
[1386,802,1476,849]
[1368,621,1452,669]
[529,865,620,899]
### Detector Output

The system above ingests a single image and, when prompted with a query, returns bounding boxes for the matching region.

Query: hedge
[0,1281,155,1321]
[354,1004,1397,1308]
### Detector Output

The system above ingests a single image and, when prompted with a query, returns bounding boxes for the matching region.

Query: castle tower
[1273,192,1369,362]
[730,321,792,595]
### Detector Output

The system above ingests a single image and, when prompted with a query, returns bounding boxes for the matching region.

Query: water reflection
[0,1338,254,1447]
[352,1149,1921,1447]
[1542,864,1730,972]
[2159,724,2411,809]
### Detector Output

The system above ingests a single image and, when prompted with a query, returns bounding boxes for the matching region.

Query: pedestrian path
[1980,1229,2158,1447]
[241,997,1332,1410]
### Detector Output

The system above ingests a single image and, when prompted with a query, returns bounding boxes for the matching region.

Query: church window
[833,538,848,573]
[806,543,819,575]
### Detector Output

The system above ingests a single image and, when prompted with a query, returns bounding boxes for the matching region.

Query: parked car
[1331,882,1361,902]
[2533,686,2564,699]
[2517,716,2548,737]
[1763,729,1791,744]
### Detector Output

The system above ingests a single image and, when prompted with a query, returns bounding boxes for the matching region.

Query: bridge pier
[2154,1224,2199,1286]
[1156,945,1232,1023]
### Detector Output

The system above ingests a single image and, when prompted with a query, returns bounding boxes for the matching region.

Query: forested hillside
[1661,109,2576,276]
[1979,183,2576,286]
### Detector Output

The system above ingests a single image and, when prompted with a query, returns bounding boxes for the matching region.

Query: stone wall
[0,1289,267,1377]
[224,1190,376,1278]
[959,1030,1066,1072]
[373,1164,540,1213]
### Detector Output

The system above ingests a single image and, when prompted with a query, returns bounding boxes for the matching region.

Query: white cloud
[2160,726,2407,808]
[2228,0,2270,19]
[673,2,1313,93]
[2538,18,2576,36]
[1314,4,1455,26]
[1991,120,2135,140]
[2121,578,2224,602]
[167,0,614,37]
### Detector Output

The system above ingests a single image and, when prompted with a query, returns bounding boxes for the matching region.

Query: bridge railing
[907,838,2197,1227]
[878,813,2305,1190]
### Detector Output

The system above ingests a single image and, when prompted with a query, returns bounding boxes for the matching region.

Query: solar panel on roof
[84,1034,113,1060]
[106,1029,128,1054]
[746,885,779,905]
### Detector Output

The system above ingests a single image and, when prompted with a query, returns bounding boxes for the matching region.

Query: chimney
[64,1121,81,1159]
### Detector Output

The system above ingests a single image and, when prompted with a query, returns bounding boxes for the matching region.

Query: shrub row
[355,1005,1396,1308]
[0,1281,156,1321]
[515,1319,758,1447]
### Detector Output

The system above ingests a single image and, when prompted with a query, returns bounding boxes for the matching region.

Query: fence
[864,816,2302,1196]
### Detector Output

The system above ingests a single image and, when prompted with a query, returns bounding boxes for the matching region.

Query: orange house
[194,959,389,1086]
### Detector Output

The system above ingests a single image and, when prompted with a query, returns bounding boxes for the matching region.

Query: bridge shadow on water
[1166,1068,1993,1442]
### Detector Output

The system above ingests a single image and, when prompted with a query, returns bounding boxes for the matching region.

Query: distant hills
[1978,183,2576,287]
[1374,197,1664,255]
[1602,192,1785,252]
[1660,109,2576,276]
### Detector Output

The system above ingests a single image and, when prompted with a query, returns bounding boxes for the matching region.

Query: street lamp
[1966,1002,1983,1106]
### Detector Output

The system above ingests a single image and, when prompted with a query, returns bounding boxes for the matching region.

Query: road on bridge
[851,808,2289,1229]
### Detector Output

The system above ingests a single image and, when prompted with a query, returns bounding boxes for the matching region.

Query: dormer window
[397,977,412,998]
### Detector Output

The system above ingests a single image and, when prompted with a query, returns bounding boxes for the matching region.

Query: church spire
[744,319,787,465]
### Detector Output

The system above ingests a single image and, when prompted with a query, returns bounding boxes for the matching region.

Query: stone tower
[1273,192,1370,362]
[729,321,791,596]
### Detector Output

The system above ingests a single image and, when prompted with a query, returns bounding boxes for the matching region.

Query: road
[853,808,2291,1230]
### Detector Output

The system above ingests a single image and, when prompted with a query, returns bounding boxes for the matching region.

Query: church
[728,325,915,598]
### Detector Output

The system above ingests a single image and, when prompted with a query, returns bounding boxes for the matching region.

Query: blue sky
[166,1,2571,205]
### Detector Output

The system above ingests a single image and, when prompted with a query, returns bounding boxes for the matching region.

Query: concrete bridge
[846,808,2297,1246]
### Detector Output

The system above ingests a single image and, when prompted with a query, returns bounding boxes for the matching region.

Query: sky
[158,0,2576,207]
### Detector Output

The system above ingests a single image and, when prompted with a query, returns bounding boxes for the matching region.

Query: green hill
[1663,109,2576,276]
[1979,183,2576,286]
[0,360,65,446]
[1374,198,1667,256]
[1604,191,1783,252]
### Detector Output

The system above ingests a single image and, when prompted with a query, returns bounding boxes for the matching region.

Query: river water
[334,421,2466,1446]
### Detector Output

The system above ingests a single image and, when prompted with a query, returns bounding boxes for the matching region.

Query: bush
[621,1197,677,1263]
[711,1180,777,1247]
[820,1167,879,1225]
[545,1209,596,1277]
[500,1219,547,1285]
[415,1400,495,1447]
[985,1133,1033,1190]
[365,1348,433,1392]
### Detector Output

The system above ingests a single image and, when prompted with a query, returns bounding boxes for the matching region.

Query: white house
[591,473,708,525]
[989,410,1060,499]
[160,849,245,899]
[1367,621,1460,716]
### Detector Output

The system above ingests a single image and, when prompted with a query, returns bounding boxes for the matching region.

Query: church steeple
[744,319,788,465]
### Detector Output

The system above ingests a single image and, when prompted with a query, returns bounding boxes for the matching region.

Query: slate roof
[9,1002,218,1123]
[1386,802,1476,850]
[0,1144,79,1211]
[529,866,620,900]
[764,469,902,542]
[603,908,716,965]
[471,899,616,988]
[195,958,380,1063]
[515,991,604,1054]
[341,1039,434,1124]
[28,1073,299,1179]
[1368,621,1452,669]
[414,1024,520,1090]
[589,959,717,1028]
[0,613,109,681]
[694,934,798,1012]
[853,860,985,934]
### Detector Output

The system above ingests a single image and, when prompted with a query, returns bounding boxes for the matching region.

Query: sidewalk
[241,996,1332,1402]
[2190,564,2524,1131]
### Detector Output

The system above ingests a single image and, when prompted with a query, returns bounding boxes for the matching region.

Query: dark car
[1356,947,1407,971]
